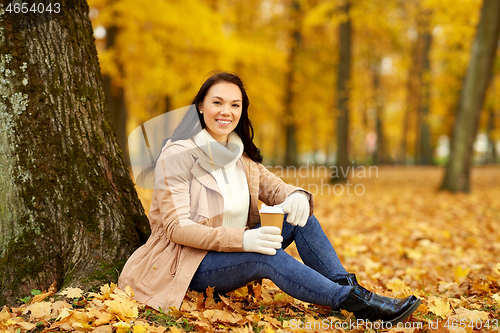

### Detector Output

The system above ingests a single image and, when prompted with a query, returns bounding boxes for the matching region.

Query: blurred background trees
[87,0,500,191]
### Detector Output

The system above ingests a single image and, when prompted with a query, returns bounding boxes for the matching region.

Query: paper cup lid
[259,203,284,214]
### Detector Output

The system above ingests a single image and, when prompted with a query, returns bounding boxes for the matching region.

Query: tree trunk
[417,31,434,165]
[0,0,150,305]
[372,59,390,164]
[284,0,301,167]
[440,0,500,193]
[401,35,420,165]
[102,25,129,165]
[485,106,498,163]
[332,0,351,182]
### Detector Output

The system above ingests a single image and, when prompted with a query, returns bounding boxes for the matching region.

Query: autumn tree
[332,0,351,182]
[440,0,500,192]
[0,0,149,305]
[283,0,302,167]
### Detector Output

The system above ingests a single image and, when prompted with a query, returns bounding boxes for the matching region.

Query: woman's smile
[216,119,232,126]
[198,82,242,142]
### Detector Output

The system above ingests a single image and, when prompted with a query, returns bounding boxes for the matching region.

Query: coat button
[207,181,210,185]
[246,162,250,165]
[152,265,157,270]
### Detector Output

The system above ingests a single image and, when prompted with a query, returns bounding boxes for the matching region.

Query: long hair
[137,71,262,186]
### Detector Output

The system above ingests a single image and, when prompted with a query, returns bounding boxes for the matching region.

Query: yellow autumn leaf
[246,312,261,324]
[263,314,282,328]
[428,298,452,319]
[113,321,131,333]
[492,293,500,306]
[386,278,410,296]
[61,287,84,298]
[169,326,184,333]
[89,307,114,326]
[125,286,135,298]
[453,307,489,322]
[70,310,92,328]
[16,320,37,330]
[203,309,244,324]
[454,265,470,283]
[133,323,148,333]
[233,286,248,297]
[273,292,286,302]
[92,325,113,333]
[104,298,138,321]
[25,301,52,321]
[100,284,112,299]
[0,306,10,321]
[56,308,73,321]
[494,263,500,276]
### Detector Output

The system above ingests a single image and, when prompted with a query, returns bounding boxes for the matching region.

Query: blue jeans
[189,214,352,308]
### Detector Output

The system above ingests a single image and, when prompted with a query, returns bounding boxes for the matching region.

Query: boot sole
[386,298,422,326]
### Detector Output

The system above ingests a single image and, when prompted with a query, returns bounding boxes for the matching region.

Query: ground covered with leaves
[1,166,500,332]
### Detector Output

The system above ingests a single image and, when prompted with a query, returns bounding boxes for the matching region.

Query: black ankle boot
[335,274,421,325]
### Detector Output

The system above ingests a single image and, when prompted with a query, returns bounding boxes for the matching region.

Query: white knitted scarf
[193,129,249,228]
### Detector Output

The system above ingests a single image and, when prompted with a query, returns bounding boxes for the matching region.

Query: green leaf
[31,289,42,296]
[18,296,31,304]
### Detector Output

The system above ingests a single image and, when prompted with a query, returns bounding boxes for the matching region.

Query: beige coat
[118,137,314,311]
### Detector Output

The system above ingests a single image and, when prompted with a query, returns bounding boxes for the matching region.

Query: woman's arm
[154,145,245,252]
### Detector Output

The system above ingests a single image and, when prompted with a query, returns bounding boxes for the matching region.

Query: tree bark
[332,0,351,182]
[284,0,301,167]
[417,31,433,165]
[372,59,390,165]
[485,106,498,164]
[440,0,500,192]
[0,0,150,305]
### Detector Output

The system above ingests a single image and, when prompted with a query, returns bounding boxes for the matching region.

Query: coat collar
[162,136,258,204]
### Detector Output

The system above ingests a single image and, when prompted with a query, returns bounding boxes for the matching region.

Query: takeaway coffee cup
[259,203,285,232]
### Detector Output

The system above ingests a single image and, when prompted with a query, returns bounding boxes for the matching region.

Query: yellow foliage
[428,297,452,319]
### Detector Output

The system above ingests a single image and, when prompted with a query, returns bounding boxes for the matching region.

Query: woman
[118,71,421,324]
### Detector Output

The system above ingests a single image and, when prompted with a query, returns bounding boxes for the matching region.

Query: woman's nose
[220,105,230,115]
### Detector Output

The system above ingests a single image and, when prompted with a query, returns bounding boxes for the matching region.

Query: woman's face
[199,82,243,143]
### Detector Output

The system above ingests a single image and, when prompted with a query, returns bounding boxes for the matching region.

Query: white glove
[283,191,310,227]
[242,227,283,255]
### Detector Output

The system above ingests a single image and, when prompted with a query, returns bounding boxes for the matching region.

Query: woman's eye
[213,101,221,105]
[233,104,240,108]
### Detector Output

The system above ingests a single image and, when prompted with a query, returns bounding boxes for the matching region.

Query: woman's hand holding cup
[242,227,283,255]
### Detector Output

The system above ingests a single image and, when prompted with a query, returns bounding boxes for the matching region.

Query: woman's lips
[216,119,232,126]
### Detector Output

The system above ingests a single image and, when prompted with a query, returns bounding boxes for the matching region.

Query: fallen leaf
[386,278,410,296]
[25,301,52,321]
[169,326,184,333]
[203,309,244,325]
[133,323,147,333]
[493,263,500,276]
[454,266,470,283]
[233,286,248,298]
[452,307,489,321]
[104,298,138,321]
[492,293,500,306]
[428,298,452,319]
[61,287,84,299]
[92,325,113,333]
[113,321,131,333]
